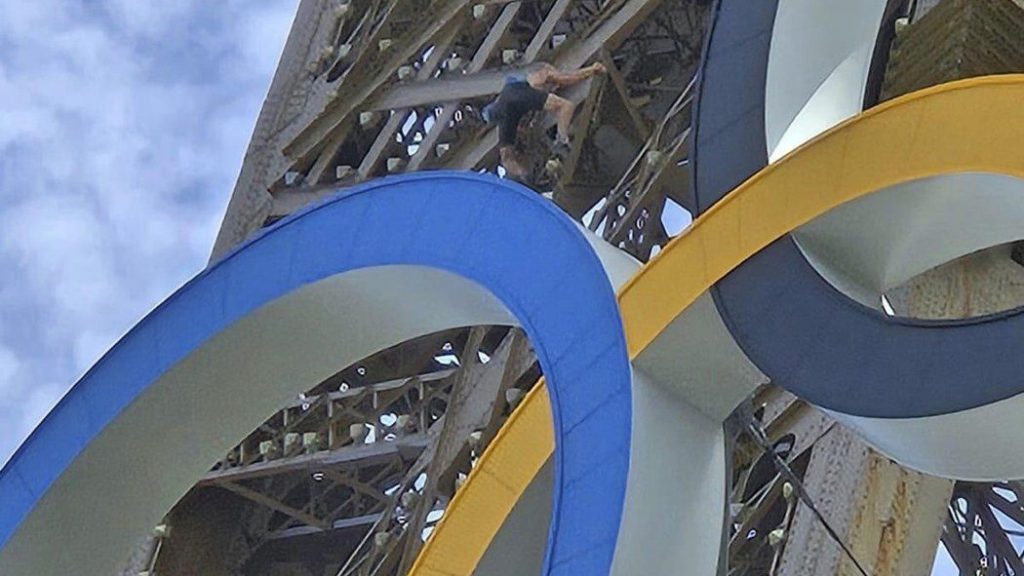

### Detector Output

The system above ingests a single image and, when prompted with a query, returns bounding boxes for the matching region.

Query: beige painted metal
[777,427,952,576]
[213,0,329,258]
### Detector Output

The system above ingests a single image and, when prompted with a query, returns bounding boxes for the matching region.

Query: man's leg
[544,94,575,146]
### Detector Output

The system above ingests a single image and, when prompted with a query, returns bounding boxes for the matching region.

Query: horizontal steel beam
[367,0,665,111]
[200,434,430,485]
[367,69,518,111]
[280,369,455,410]
[266,513,383,540]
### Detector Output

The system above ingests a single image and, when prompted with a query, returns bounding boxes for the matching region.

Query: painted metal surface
[693,0,1024,418]
[0,172,631,576]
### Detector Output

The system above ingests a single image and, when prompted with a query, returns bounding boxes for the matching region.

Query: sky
[0,0,298,466]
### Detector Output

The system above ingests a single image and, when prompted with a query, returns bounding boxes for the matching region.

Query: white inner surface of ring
[765,0,888,162]
[794,173,1024,311]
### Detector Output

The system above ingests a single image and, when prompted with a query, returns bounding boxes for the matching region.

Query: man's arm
[528,62,606,90]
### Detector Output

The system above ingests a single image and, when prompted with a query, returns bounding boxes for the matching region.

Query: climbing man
[481,61,606,184]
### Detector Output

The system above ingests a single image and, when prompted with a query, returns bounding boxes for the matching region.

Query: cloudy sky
[0,0,297,465]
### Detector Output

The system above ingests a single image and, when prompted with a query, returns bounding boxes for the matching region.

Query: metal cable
[746,418,874,576]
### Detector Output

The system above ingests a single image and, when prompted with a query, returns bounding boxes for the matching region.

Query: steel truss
[214,0,713,261]
[726,388,833,576]
[941,482,1024,576]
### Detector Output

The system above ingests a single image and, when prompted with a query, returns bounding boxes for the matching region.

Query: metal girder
[726,387,821,576]
[201,3,746,575]
[148,324,536,574]
[342,327,538,575]
[468,3,524,71]
[349,25,459,181]
[588,75,693,259]
[214,0,692,255]
[367,0,664,111]
[268,514,383,541]
[941,482,1024,575]
[156,333,468,569]
[257,0,707,232]
[323,470,391,509]
[210,0,344,259]
[201,435,430,486]
[393,327,488,573]
[726,386,955,576]
[404,1,523,172]
[281,370,454,411]
[598,49,650,140]
[387,0,570,177]
[542,74,609,215]
[371,0,666,176]
[367,69,514,112]
[284,1,472,164]
[221,481,331,531]
[523,0,573,61]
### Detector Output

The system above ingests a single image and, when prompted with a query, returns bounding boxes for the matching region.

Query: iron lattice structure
[132,1,1024,575]
[943,482,1024,575]
[200,2,712,571]
[213,0,711,262]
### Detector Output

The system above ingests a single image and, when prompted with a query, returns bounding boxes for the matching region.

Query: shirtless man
[481,62,606,183]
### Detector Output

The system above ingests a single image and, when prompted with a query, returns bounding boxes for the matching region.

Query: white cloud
[0,0,298,465]
[101,1,201,39]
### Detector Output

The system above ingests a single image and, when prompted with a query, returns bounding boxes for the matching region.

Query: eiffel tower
[117,1,1024,574]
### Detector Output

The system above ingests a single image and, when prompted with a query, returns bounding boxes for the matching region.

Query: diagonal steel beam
[283,0,472,164]
[605,131,689,244]
[303,15,464,185]
[405,1,523,172]
[523,0,573,61]
[221,481,330,531]
[338,328,536,575]
[348,25,459,181]
[210,0,351,259]
[199,435,430,485]
[367,69,514,111]
[367,0,664,112]
[404,0,576,173]
[324,470,391,509]
[393,327,487,574]
[598,49,650,140]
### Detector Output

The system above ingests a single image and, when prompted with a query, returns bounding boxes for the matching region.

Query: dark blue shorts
[493,79,549,145]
